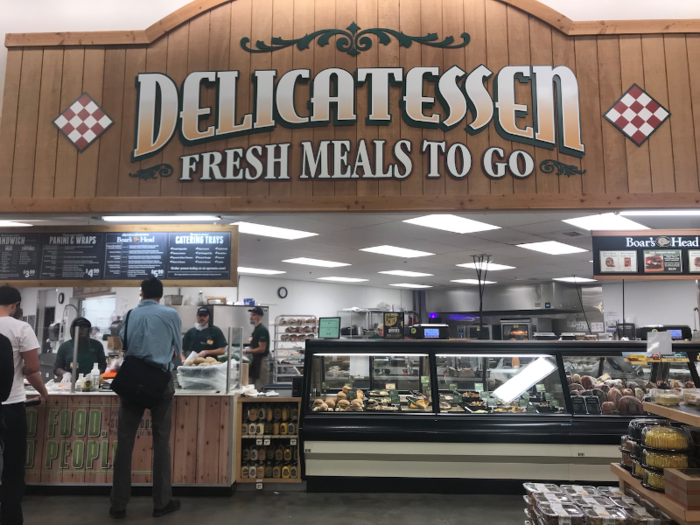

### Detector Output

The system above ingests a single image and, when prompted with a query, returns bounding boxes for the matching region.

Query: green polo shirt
[54,338,107,376]
[251,323,270,356]
[183,325,227,356]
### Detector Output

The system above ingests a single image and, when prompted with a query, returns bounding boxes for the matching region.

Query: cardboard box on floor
[665,468,700,510]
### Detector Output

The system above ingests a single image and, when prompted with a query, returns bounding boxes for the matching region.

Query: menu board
[167,232,231,279]
[105,232,168,279]
[643,250,682,273]
[0,233,42,280]
[40,233,105,280]
[0,228,235,284]
[599,251,637,273]
[689,250,700,273]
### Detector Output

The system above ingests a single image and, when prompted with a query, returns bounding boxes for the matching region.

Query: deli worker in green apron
[182,307,228,358]
[54,317,107,382]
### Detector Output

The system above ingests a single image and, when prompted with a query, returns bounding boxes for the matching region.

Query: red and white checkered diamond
[53,92,113,152]
[604,84,670,147]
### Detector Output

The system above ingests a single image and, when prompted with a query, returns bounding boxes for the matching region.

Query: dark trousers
[110,378,174,511]
[1,403,26,525]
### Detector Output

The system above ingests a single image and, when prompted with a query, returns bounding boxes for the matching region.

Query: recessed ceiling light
[456,262,515,271]
[282,257,350,268]
[620,210,700,216]
[389,283,433,289]
[517,241,587,255]
[379,270,434,277]
[317,277,369,283]
[450,279,496,285]
[231,221,317,240]
[0,220,32,227]
[553,277,598,283]
[361,245,434,258]
[563,213,648,231]
[403,214,500,234]
[237,267,286,275]
[102,215,220,222]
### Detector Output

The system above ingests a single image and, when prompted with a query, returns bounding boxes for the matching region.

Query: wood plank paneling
[399,0,423,196]
[172,396,197,484]
[597,36,628,194]
[11,48,43,198]
[464,0,490,195]
[54,48,84,198]
[619,35,652,194]
[160,25,189,198]
[506,5,536,194]
[312,0,336,197]
[0,48,23,198]
[217,397,232,484]
[664,34,699,193]
[95,47,126,197]
[75,47,105,198]
[574,36,606,194]
[686,34,700,191]
[196,397,221,483]
[268,0,294,198]
[116,47,146,197]
[485,0,512,195]
[641,35,675,193]
[376,0,401,197]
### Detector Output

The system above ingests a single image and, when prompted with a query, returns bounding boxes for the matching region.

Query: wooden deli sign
[593,230,700,280]
[132,53,585,182]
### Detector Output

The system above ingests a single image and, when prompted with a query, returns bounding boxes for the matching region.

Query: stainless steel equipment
[467,325,491,340]
[501,319,531,341]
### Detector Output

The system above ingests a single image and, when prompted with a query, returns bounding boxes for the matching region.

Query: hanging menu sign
[0,233,42,280]
[0,226,237,286]
[593,230,700,279]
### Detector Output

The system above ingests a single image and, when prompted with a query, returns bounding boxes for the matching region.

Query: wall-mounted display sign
[383,312,404,339]
[0,226,238,287]
[1,0,697,214]
[593,230,700,280]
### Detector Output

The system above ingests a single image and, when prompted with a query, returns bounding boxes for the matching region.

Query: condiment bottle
[266,447,274,461]
[290,464,298,478]
[241,422,248,436]
[241,464,249,479]
[273,422,280,435]
[274,406,282,420]
[291,406,299,420]
[256,463,265,479]
[265,422,273,435]
[282,463,291,479]
[282,406,289,421]
[248,406,258,421]
[265,461,273,478]
[266,406,273,422]
[250,447,258,461]
[256,422,265,435]
[249,466,257,479]
[275,445,284,462]
[280,422,288,435]
[284,446,292,462]
[242,447,250,461]
[287,422,296,435]
[273,463,281,479]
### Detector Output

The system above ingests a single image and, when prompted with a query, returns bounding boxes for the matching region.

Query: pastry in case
[560,484,601,497]
[641,426,690,451]
[642,468,665,492]
[628,418,671,441]
[651,388,681,406]
[580,506,630,525]
[523,483,563,495]
[620,450,634,469]
[620,435,637,453]
[522,492,573,510]
[608,495,639,509]
[597,486,625,499]
[641,449,688,469]
[535,503,585,525]
[625,505,673,525]
[633,459,645,479]
[568,494,616,508]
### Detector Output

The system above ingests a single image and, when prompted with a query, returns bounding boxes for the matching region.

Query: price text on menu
[0,231,232,281]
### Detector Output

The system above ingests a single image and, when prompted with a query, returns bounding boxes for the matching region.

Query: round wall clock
[58,292,65,305]
[277,287,288,299]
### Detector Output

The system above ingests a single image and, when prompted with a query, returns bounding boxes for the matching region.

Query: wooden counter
[26,392,236,487]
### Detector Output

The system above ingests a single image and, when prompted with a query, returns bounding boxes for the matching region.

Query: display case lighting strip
[315,353,429,357]
[491,357,557,403]
[436,354,549,359]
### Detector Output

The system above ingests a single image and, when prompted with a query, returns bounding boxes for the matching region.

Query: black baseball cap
[197,307,210,316]
[249,306,264,316]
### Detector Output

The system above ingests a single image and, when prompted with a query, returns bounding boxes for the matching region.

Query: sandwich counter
[300,340,700,493]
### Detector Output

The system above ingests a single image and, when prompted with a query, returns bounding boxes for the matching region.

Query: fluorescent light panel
[456,262,515,271]
[317,277,369,283]
[389,283,433,289]
[563,213,648,231]
[621,210,700,216]
[517,241,587,255]
[361,245,434,258]
[379,270,434,277]
[231,221,317,240]
[451,279,496,285]
[0,220,32,227]
[316,354,429,357]
[282,257,350,268]
[237,267,286,275]
[553,277,597,283]
[102,215,220,222]
[403,214,500,234]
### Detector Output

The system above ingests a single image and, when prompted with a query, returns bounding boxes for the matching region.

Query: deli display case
[300,340,700,493]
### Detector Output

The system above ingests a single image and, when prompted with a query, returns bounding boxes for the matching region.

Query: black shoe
[154,499,181,518]
[109,507,126,520]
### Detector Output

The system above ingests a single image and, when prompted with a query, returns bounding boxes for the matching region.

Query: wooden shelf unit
[235,397,302,484]
[609,402,700,525]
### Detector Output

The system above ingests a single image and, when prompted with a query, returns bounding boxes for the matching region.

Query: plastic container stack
[522,482,674,524]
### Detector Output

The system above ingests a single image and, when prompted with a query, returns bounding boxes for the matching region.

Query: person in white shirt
[0,286,47,525]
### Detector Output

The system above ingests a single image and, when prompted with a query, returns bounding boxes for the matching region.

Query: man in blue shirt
[110,277,182,519]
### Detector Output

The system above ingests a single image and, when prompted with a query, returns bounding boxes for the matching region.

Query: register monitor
[408,324,450,339]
